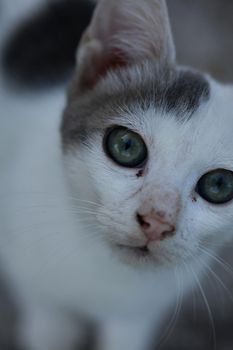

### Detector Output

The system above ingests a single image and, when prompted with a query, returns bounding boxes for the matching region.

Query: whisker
[198,255,233,305]
[0,191,103,208]
[12,205,101,217]
[2,216,101,250]
[188,263,216,350]
[158,266,183,347]
[198,245,233,278]
[202,238,233,248]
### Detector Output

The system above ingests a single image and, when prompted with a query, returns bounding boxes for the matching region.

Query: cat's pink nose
[137,212,175,242]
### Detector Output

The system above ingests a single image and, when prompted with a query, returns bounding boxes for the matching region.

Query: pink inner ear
[86,47,129,89]
[78,0,176,91]
[99,48,129,75]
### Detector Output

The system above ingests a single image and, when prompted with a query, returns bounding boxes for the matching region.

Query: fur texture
[1,1,233,350]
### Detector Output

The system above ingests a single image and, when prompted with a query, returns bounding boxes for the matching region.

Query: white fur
[1,1,233,350]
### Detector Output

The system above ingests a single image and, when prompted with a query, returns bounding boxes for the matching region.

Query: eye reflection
[104,126,148,168]
[196,169,233,204]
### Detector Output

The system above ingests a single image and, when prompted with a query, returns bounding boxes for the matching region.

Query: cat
[1,0,233,350]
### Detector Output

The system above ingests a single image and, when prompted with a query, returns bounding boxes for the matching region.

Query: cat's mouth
[116,244,150,258]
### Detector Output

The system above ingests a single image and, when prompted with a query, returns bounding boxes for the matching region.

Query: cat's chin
[117,244,151,258]
[111,241,193,268]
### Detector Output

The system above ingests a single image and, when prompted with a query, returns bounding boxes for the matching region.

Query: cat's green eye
[104,127,148,168]
[196,169,233,204]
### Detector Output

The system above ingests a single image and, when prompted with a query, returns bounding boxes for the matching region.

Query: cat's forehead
[136,80,233,173]
[62,63,233,174]
[62,64,211,147]
[63,64,233,161]
[104,66,210,118]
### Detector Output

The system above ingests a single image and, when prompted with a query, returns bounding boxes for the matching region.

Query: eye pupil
[216,177,223,188]
[196,169,233,204]
[124,139,132,151]
[104,127,148,168]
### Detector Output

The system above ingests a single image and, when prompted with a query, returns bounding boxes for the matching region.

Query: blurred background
[0,0,233,349]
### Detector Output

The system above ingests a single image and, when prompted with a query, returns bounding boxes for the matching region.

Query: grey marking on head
[61,63,210,150]
[163,70,210,115]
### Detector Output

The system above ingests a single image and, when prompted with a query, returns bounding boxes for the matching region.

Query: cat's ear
[76,0,175,90]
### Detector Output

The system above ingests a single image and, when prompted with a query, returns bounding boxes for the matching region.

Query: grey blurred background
[0,0,233,349]
[168,0,233,83]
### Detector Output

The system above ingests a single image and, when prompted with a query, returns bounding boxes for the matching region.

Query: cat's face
[62,63,233,267]
[61,0,233,268]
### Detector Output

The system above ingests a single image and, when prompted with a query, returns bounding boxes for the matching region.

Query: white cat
[1,1,233,350]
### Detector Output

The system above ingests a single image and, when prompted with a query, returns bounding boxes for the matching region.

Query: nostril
[136,213,150,229]
[161,227,175,240]
[136,213,144,225]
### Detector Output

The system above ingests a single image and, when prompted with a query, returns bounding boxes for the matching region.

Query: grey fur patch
[163,70,210,114]
[61,63,210,149]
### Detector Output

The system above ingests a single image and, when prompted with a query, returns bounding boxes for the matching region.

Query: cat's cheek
[96,205,141,241]
[182,197,233,251]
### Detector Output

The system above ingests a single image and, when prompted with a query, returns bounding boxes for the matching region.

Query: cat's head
[61,0,233,268]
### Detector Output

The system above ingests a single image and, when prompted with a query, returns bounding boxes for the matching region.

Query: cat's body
[1,1,233,350]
